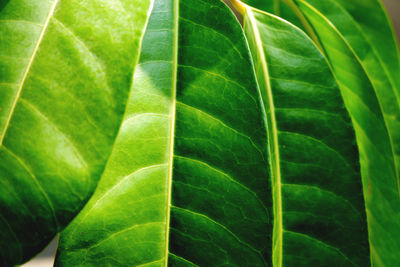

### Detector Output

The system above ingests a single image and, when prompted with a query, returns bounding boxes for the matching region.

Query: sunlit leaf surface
[0,0,151,265]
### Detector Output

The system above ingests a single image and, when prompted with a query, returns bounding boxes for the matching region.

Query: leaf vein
[171,205,265,261]
[2,145,59,228]
[20,98,88,170]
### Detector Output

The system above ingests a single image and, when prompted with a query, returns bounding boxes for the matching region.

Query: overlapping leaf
[240,4,370,266]
[56,0,272,265]
[290,0,400,264]
[237,0,307,33]
[56,0,370,266]
[0,0,151,265]
[231,0,400,264]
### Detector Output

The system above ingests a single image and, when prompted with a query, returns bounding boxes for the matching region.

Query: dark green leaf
[242,4,370,266]
[292,0,400,264]
[238,0,306,33]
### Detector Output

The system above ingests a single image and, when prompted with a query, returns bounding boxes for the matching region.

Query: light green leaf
[56,0,272,265]
[292,0,400,264]
[56,0,370,266]
[0,0,151,265]
[241,4,370,266]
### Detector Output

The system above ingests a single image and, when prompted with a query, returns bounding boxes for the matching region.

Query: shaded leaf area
[56,0,271,266]
[243,7,369,266]
[238,0,306,32]
[295,1,400,264]
[0,0,151,265]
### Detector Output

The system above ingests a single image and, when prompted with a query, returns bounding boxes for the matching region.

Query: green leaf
[291,0,400,264]
[241,5,370,267]
[0,0,151,265]
[309,0,400,92]
[56,0,272,265]
[56,0,370,265]
[238,0,306,31]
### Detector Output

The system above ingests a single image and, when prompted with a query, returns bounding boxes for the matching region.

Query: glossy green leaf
[56,0,370,265]
[291,0,400,264]
[234,0,400,264]
[56,0,271,265]
[241,4,369,266]
[0,0,151,265]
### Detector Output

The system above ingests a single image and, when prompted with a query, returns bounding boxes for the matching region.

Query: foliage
[0,0,399,266]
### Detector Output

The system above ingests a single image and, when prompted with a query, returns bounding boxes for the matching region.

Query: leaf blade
[242,5,370,266]
[0,0,151,264]
[294,1,400,264]
[56,0,272,265]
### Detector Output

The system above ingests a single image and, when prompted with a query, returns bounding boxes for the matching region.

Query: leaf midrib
[0,0,59,147]
[164,0,179,265]
[245,7,283,267]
